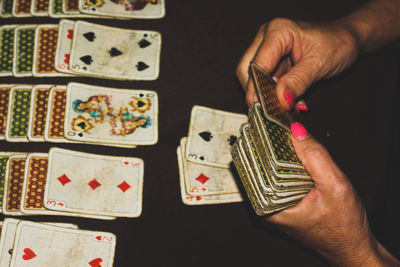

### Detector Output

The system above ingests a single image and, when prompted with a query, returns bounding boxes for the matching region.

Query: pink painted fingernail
[295,103,308,112]
[291,122,309,141]
[284,91,294,107]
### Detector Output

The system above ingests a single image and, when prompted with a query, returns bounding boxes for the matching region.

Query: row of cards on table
[0,148,144,219]
[1,0,165,19]
[0,20,161,80]
[0,219,116,267]
[0,83,158,147]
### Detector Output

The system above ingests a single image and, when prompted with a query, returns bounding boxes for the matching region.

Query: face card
[1,0,14,17]
[55,20,75,74]
[31,0,49,15]
[186,105,248,168]
[79,0,165,19]
[13,25,36,77]
[27,85,51,142]
[0,85,12,139]
[3,155,28,215]
[5,86,32,142]
[45,148,144,217]
[64,82,158,146]
[0,25,16,77]
[250,62,293,131]
[69,21,161,80]
[180,137,240,196]
[12,0,32,17]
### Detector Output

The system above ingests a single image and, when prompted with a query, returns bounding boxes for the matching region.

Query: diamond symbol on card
[57,174,71,186]
[117,181,132,192]
[88,178,101,190]
[195,173,210,184]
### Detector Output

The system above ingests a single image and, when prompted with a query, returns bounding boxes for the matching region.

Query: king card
[69,21,161,80]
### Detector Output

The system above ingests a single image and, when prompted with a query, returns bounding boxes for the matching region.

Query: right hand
[236,18,360,108]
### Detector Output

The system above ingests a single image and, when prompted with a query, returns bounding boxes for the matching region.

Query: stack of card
[0,82,158,147]
[0,148,144,219]
[231,63,314,216]
[0,219,116,267]
[0,0,165,19]
[0,20,161,80]
[177,106,248,205]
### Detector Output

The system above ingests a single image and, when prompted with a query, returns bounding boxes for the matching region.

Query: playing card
[250,62,293,131]
[48,0,66,17]
[180,137,240,196]
[63,0,79,14]
[5,85,32,142]
[186,106,248,168]
[69,21,161,80]
[27,85,51,142]
[13,25,36,77]
[0,85,12,140]
[0,0,13,16]
[64,82,158,146]
[31,0,49,15]
[45,148,144,217]
[2,155,28,215]
[0,153,16,213]
[12,0,32,17]
[0,25,16,77]
[33,25,67,77]
[80,0,165,19]
[55,19,75,74]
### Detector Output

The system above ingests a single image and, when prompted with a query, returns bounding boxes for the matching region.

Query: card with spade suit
[69,21,161,80]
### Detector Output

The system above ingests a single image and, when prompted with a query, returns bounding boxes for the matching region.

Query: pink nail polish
[295,104,308,112]
[284,91,294,107]
[291,122,309,140]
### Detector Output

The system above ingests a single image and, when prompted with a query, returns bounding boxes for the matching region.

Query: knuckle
[235,63,247,80]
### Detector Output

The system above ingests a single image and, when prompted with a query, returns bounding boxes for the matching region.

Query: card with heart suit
[0,85,12,139]
[30,0,49,16]
[55,20,75,75]
[10,221,116,267]
[12,0,31,17]
[28,85,51,142]
[180,137,240,196]
[45,148,144,217]
[64,82,158,146]
[79,0,165,19]
[13,25,36,77]
[5,85,32,142]
[185,106,248,168]
[69,21,161,80]
[0,25,16,77]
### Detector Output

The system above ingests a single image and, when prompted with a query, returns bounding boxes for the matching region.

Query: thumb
[290,122,348,192]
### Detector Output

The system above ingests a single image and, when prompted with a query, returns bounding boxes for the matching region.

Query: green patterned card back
[7,87,32,140]
[0,0,14,16]
[14,26,36,76]
[0,26,16,76]
[0,155,9,209]
[51,0,64,15]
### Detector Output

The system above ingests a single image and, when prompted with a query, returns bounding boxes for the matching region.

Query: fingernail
[291,122,309,141]
[284,91,294,107]
[295,103,308,112]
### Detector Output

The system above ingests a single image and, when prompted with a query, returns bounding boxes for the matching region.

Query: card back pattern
[14,0,32,15]
[35,27,58,74]
[33,0,49,13]
[9,89,31,138]
[0,156,9,209]
[0,27,15,75]
[1,0,14,16]
[15,27,35,75]
[31,88,50,138]
[48,89,67,139]
[5,158,26,212]
[0,87,11,136]
[24,157,48,210]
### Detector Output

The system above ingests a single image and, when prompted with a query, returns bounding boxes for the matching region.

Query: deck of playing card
[231,63,314,216]
[177,106,247,205]
[1,0,165,18]
[0,148,144,219]
[0,219,116,267]
[0,21,162,80]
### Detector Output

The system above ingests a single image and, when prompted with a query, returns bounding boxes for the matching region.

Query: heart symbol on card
[89,257,102,267]
[67,29,73,39]
[64,53,70,64]
[22,248,36,260]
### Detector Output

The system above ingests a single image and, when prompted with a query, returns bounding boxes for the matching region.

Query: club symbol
[80,55,93,65]
[83,32,96,42]
[108,47,122,57]
[227,135,237,146]
[199,131,213,142]
[138,39,151,48]
[136,61,149,71]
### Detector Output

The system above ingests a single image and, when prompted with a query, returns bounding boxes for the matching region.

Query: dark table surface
[0,0,399,266]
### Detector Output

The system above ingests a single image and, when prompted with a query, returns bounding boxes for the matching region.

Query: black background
[0,0,399,266]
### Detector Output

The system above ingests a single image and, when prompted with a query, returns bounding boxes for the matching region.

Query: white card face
[55,19,75,74]
[69,21,161,80]
[9,221,116,267]
[64,82,158,145]
[79,0,165,19]
[180,137,240,196]
[0,219,20,267]
[45,148,144,217]
[186,106,248,168]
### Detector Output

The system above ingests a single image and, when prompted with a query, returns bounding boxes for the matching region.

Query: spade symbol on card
[199,131,213,142]
[108,47,122,57]
[136,61,149,71]
[137,100,145,107]
[138,39,151,48]
[228,135,237,146]
[80,55,93,65]
[83,32,96,42]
